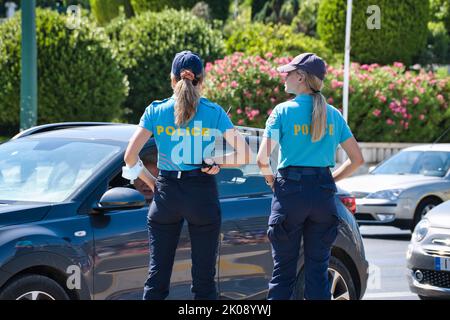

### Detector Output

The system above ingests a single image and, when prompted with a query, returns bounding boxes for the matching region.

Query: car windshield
[0,139,121,203]
[372,151,450,177]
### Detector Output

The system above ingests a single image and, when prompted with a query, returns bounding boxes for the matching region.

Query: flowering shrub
[203,52,290,127]
[324,62,450,142]
[204,53,450,142]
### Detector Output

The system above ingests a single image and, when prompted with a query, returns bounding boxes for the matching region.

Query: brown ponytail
[172,69,204,127]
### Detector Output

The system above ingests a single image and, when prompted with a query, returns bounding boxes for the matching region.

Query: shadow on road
[362,233,412,241]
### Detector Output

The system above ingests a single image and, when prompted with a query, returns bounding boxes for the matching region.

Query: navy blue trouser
[143,171,221,300]
[267,166,339,300]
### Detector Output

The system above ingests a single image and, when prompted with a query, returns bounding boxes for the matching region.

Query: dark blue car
[0,123,368,300]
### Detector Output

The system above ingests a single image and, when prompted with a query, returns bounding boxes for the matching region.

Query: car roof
[403,144,450,152]
[24,124,137,144]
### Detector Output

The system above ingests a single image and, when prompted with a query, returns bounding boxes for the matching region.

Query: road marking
[364,291,417,299]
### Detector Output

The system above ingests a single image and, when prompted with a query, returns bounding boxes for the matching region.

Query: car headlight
[413,219,430,242]
[366,189,403,201]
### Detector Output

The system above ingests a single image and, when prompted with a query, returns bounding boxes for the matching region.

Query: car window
[215,135,273,198]
[0,139,121,202]
[217,166,271,198]
[373,151,450,177]
[108,147,158,205]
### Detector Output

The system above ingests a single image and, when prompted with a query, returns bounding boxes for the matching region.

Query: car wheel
[412,198,442,231]
[0,274,70,300]
[293,256,358,300]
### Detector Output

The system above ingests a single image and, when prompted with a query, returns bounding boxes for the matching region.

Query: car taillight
[339,196,356,214]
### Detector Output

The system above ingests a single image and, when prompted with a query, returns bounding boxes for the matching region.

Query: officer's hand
[202,165,220,175]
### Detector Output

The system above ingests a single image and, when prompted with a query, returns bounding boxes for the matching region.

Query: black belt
[159,169,208,179]
[277,166,331,181]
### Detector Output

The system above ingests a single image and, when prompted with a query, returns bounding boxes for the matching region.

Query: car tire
[0,274,70,300]
[293,256,358,300]
[412,198,442,231]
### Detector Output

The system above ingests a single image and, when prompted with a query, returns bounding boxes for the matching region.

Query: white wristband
[122,158,144,184]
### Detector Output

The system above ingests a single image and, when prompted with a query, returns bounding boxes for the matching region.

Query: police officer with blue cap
[123,50,251,300]
[257,52,364,300]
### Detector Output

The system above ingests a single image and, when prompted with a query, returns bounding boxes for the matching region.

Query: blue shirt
[263,94,353,169]
[139,96,234,171]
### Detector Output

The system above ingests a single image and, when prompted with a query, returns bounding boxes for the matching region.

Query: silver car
[407,200,450,299]
[337,144,450,231]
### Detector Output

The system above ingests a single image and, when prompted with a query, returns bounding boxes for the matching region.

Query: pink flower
[270,97,277,104]
[328,97,334,104]
[404,122,409,129]
[237,108,242,115]
[419,88,425,94]
[413,97,420,105]
[372,109,381,117]
[331,79,343,89]
[231,81,238,88]
[205,62,213,73]
[388,83,396,90]
[437,94,445,104]
[402,98,408,106]
[237,66,245,74]
[274,87,279,94]
[243,59,249,65]
[267,109,273,115]
[238,119,244,125]
[386,119,395,125]
[251,109,260,117]
[360,64,370,71]
[220,82,227,89]
[419,114,425,120]
[255,79,261,85]
[265,52,273,59]
[393,62,404,68]
[378,95,387,103]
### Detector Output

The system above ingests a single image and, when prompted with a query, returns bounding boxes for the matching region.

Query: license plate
[435,257,450,271]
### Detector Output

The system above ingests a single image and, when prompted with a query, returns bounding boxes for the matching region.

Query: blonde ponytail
[298,70,327,142]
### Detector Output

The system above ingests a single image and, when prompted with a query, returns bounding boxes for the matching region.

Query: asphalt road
[360,226,419,300]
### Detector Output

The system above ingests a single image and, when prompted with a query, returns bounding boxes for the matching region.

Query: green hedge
[90,0,134,25]
[130,0,231,21]
[225,22,338,64]
[106,9,224,123]
[0,9,128,132]
[317,0,430,65]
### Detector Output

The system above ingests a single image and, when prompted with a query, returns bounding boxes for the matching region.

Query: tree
[317,0,430,65]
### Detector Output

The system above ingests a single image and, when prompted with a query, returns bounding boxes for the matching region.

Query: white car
[337,144,450,231]
[407,200,450,299]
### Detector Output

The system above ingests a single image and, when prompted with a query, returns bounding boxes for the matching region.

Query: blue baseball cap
[277,53,327,80]
[171,50,204,79]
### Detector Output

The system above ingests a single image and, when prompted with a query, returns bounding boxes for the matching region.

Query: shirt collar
[294,93,313,102]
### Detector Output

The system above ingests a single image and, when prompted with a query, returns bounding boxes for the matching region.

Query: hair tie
[180,70,195,81]
[313,90,321,94]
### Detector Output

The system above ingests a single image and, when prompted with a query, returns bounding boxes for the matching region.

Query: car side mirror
[93,187,146,213]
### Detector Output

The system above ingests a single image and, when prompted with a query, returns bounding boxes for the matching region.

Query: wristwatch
[203,158,218,169]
